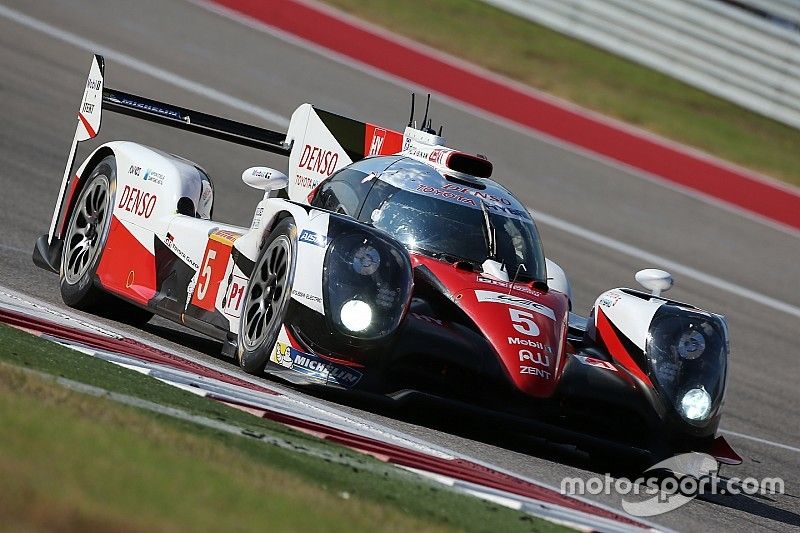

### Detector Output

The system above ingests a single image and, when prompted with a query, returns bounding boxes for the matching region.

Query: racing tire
[59,156,153,326]
[236,218,297,374]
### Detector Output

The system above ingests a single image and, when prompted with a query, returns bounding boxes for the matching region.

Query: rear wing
[47,54,404,246]
[47,54,291,244]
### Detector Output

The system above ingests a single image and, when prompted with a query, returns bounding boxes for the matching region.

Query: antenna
[421,93,431,130]
[509,264,528,294]
[407,93,416,127]
[438,125,443,136]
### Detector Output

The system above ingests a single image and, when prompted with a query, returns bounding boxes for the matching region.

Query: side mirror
[635,268,673,297]
[242,167,288,191]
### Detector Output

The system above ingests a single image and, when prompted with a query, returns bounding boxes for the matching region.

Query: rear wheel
[60,156,153,326]
[237,218,297,373]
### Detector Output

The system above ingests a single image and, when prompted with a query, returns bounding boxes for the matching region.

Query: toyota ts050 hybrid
[34,55,741,465]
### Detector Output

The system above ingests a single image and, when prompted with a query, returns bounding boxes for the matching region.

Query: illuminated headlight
[340,299,372,332]
[677,330,705,360]
[352,245,380,275]
[680,387,712,421]
[324,228,412,339]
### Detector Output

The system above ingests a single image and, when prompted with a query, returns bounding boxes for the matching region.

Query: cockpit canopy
[312,156,547,283]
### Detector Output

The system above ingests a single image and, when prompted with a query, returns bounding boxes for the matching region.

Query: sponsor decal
[164,233,199,269]
[295,175,319,190]
[251,206,264,230]
[292,289,322,304]
[143,168,165,186]
[478,275,542,297]
[428,148,446,163]
[442,183,512,206]
[298,229,327,247]
[117,185,157,219]
[117,97,182,120]
[81,101,95,114]
[223,275,248,318]
[519,348,550,366]
[368,128,386,155]
[573,355,618,372]
[416,184,476,205]
[508,337,552,352]
[599,291,623,308]
[128,165,142,177]
[87,78,101,91]
[209,229,242,246]
[475,290,556,321]
[520,366,551,378]
[271,342,362,388]
[200,181,213,203]
[298,144,339,177]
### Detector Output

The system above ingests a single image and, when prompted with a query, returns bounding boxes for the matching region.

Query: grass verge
[0,324,565,532]
[321,0,800,187]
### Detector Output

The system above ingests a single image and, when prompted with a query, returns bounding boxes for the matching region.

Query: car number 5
[196,249,217,301]
[510,308,539,336]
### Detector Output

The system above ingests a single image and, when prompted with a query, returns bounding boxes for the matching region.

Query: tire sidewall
[59,156,117,306]
[237,218,297,373]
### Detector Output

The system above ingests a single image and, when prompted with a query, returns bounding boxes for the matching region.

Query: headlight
[323,226,413,340]
[340,299,372,332]
[680,387,712,421]
[647,306,728,426]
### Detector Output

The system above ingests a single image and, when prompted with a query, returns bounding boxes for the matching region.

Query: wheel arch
[57,146,116,241]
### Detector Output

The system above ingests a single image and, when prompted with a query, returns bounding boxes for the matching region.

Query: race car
[33,55,741,465]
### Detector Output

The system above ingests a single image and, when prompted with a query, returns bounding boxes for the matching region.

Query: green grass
[322,0,800,187]
[0,324,566,532]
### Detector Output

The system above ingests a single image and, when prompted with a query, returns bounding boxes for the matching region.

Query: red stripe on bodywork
[78,112,97,138]
[211,0,800,231]
[596,308,652,386]
[95,216,157,305]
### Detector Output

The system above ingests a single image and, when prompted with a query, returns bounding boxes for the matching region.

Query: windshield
[363,181,547,282]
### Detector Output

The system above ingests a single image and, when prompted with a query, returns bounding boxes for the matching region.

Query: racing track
[0,0,797,530]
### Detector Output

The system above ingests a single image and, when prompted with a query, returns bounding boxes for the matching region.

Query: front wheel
[237,218,297,373]
[59,156,153,326]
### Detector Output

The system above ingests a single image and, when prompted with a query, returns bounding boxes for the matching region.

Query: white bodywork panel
[593,289,665,350]
[285,104,353,203]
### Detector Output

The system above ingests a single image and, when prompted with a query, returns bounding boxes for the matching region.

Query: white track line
[2,3,797,320]
[0,4,288,128]
[719,429,800,454]
[2,3,800,456]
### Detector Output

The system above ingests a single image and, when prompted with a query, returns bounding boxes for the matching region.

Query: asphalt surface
[0,0,797,530]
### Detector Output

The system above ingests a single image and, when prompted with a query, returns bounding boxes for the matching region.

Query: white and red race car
[34,55,741,464]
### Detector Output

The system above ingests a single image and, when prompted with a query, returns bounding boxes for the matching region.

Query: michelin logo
[271,342,361,388]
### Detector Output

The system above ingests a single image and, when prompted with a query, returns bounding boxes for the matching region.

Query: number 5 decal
[510,308,539,336]
[191,239,230,312]
[196,249,217,301]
